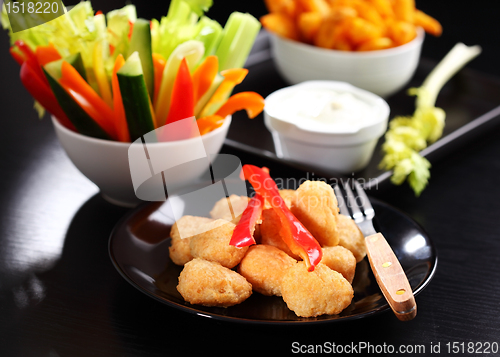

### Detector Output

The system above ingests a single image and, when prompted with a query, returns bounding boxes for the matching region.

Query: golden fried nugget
[238,245,297,296]
[260,208,301,260]
[209,195,249,223]
[177,258,252,307]
[189,219,248,268]
[337,214,366,262]
[281,262,354,317]
[169,216,214,266]
[292,181,339,246]
[263,189,295,210]
[320,246,356,283]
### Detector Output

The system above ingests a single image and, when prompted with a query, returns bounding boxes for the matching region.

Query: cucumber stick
[117,52,156,142]
[127,18,154,100]
[44,55,110,140]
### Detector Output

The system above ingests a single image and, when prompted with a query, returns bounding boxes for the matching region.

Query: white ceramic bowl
[269,28,424,97]
[52,116,231,207]
[264,81,389,173]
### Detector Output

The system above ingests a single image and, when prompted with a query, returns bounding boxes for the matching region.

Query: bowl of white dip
[264,80,390,173]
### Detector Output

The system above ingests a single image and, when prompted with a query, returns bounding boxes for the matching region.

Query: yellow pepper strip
[93,40,113,108]
[199,68,248,118]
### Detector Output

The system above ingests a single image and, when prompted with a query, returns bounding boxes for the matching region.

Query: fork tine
[353,181,375,219]
[343,180,364,223]
[334,185,350,216]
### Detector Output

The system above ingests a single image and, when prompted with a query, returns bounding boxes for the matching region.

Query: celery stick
[195,17,222,60]
[380,43,482,196]
[215,12,261,71]
[155,40,205,126]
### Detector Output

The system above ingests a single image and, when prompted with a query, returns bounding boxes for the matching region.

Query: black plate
[109,196,437,325]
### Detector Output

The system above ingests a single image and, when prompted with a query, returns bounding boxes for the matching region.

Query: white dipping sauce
[274,88,374,133]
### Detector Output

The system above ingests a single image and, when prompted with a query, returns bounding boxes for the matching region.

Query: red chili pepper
[20,62,75,130]
[215,91,265,119]
[15,40,48,86]
[242,165,323,271]
[95,10,103,15]
[230,194,265,248]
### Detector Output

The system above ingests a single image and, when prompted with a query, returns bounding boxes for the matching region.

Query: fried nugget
[263,189,296,210]
[169,215,214,266]
[320,246,356,283]
[189,219,248,268]
[238,245,297,296]
[337,214,366,262]
[209,195,249,223]
[291,181,339,246]
[177,258,252,307]
[281,262,354,317]
[260,208,301,260]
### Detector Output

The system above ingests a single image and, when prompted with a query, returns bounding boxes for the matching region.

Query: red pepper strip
[215,91,265,119]
[158,58,194,141]
[197,115,225,135]
[35,43,61,66]
[15,40,48,86]
[230,194,265,248]
[152,53,166,106]
[192,55,218,103]
[165,58,194,125]
[95,10,103,15]
[59,61,118,140]
[9,47,25,65]
[242,165,323,271]
[199,68,248,117]
[112,54,130,142]
[20,62,75,130]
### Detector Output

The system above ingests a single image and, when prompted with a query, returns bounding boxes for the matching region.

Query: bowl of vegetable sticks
[3,0,265,206]
[261,0,442,97]
[52,114,232,207]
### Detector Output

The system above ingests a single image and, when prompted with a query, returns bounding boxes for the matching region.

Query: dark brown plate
[108,196,437,325]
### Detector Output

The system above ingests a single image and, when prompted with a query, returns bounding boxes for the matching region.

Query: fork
[334,180,417,321]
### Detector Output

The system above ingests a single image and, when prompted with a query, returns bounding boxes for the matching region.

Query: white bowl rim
[51,115,232,147]
[269,26,425,58]
[264,80,390,136]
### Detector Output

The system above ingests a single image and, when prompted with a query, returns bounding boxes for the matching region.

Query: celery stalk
[194,17,222,61]
[380,43,482,196]
[215,12,261,71]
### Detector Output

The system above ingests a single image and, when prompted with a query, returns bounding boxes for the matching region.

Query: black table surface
[2,31,500,357]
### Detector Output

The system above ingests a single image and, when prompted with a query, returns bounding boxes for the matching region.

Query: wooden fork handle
[365,233,417,321]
